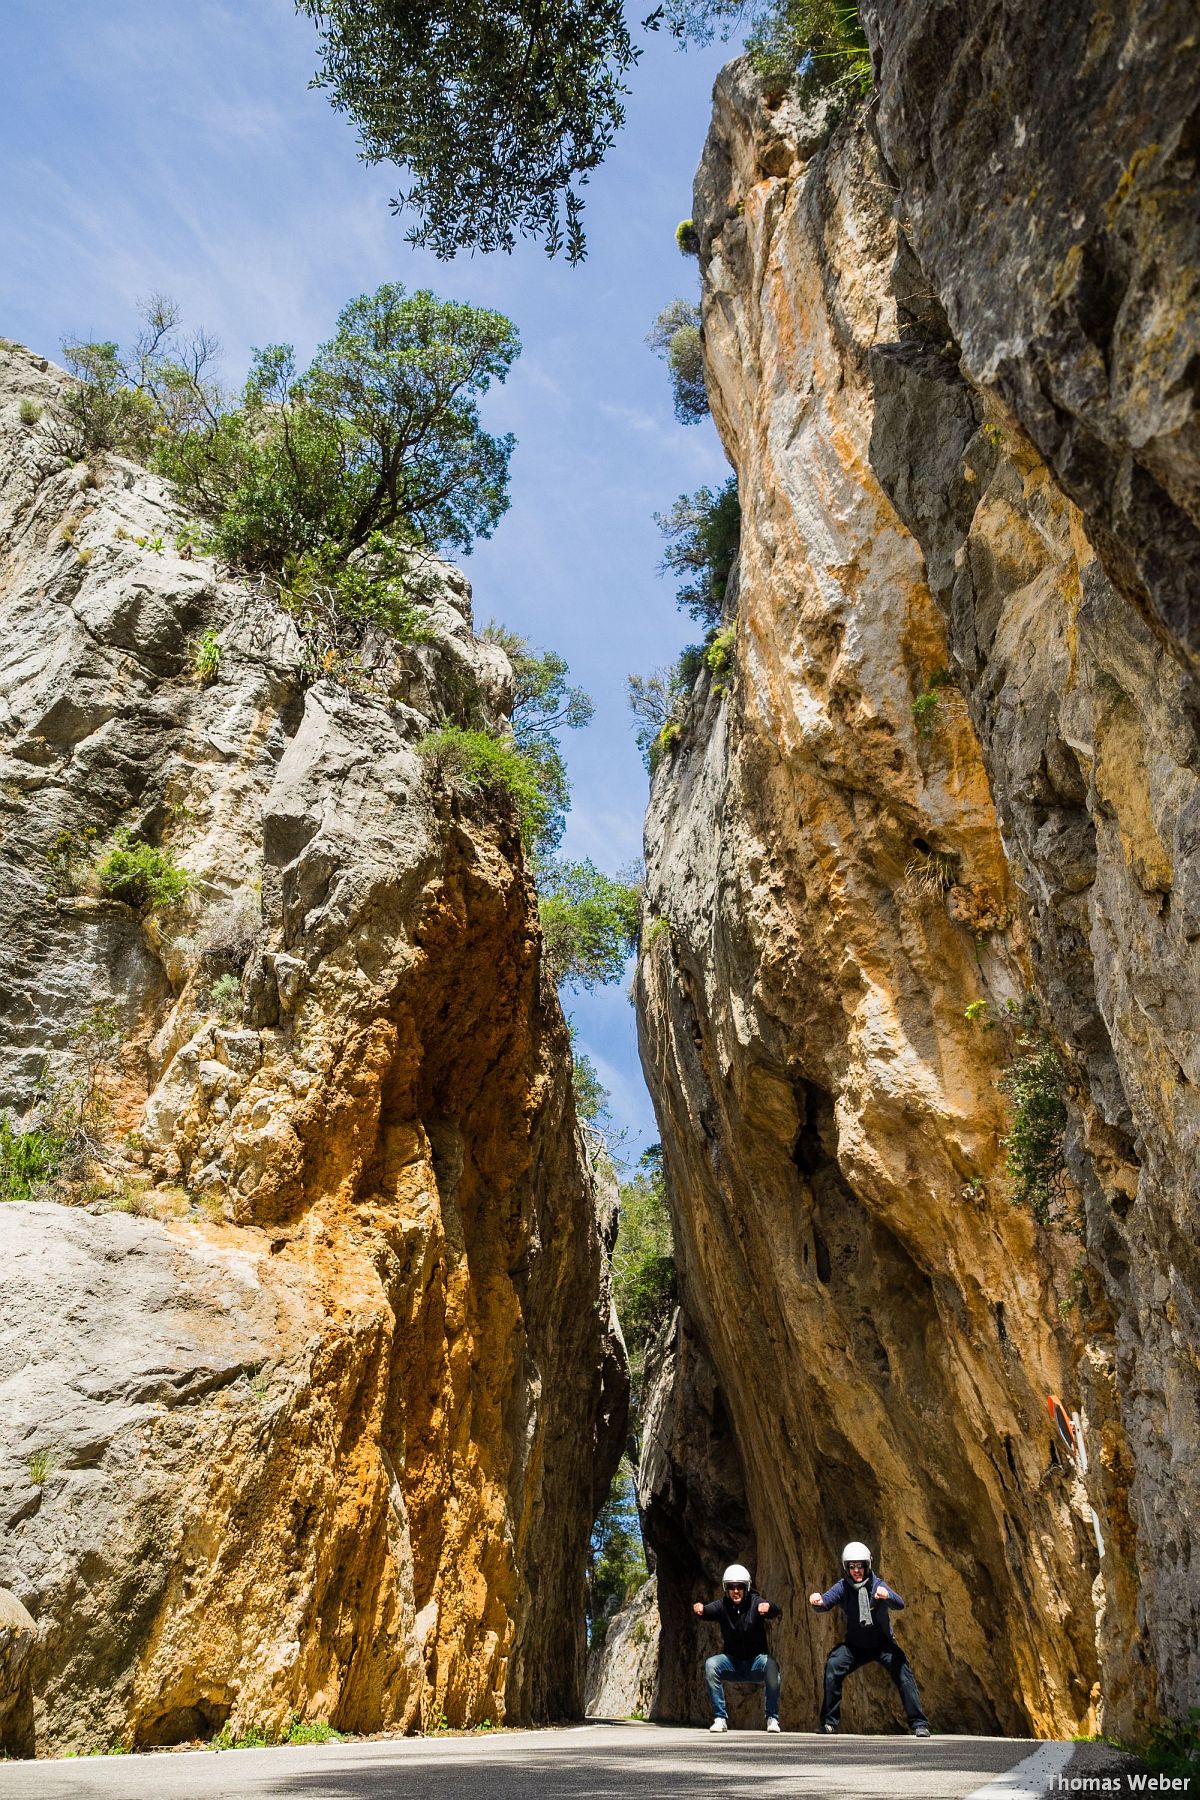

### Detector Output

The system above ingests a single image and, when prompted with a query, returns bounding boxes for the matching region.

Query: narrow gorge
[1,0,1197,1768]
[620,0,1199,1746]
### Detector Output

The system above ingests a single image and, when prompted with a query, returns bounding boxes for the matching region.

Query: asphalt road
[0,1722,1130,1800]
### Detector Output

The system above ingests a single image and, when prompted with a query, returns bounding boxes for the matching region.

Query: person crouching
[692,1563,782,1732]
[808,1541,930,1737]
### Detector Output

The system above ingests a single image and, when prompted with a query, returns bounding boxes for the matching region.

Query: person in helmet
[692,1563,783,1732]
[808,1542,930,1736]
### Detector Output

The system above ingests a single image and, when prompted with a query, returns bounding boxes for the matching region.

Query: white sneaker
[709,1718,728,1733]
[766,1717,781,1732]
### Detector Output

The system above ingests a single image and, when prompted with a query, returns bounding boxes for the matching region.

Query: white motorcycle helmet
[841,1541,872,1571]
[722,1563,752,1589]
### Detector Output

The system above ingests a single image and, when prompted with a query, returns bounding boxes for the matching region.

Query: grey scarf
[851,1575,874,1628]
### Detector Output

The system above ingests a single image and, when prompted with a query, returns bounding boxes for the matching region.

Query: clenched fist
[757,1601,770,1615]
[693,1601,704,1615]
[808,1592,822,1607]
[874,1585,890,1601]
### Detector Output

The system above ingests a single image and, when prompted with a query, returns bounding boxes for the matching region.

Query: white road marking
[965,1741,1076,1800]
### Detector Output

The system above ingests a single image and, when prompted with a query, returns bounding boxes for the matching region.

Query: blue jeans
[704,1652,781,1721]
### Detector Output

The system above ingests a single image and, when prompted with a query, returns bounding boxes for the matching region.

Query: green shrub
[285,1717,342,1745]
[191,629,221,684]
[751,0,872,87]
[705,623,736,683]
[655,477,740,628]
[1143,1709,1200,1785]
[208,973,242,1024]
[647,299,707,424]
[0,1118,69,1203]
[998,997,1072,1230]
[912,667,953,739]
[537,859,640,991]
[419,727,548,852]
[19,398,41,426]
[661,1,872,92]
[96,833,193,911]
[175,520,212,557]
[676,218,700,256]
[481,628,594,856]
[210,1722,269,1751]
[642,915,670,951]
[652,718,684,769]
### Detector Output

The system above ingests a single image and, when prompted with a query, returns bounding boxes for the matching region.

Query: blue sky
[2,1,735,1158]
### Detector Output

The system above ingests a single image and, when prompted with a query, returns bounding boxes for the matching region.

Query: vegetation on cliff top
[56,286,519,576]
[299,1,871,263]
[660,0,870,87]
[626,478,741,773]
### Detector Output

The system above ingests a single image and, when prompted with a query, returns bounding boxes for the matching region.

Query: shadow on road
[253,1734,1020,1800]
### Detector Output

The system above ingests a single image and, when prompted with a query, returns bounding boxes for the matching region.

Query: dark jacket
[814,1574,906,1650]
[698,1590,782,1660]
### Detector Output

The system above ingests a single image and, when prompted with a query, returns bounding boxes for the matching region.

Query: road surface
[0,1720,1140,1800]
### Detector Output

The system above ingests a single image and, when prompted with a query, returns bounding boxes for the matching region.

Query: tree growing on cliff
[538,858,641,990]
[613,1144,678,1405]
[647,299,708,424]
[627,656,699,773]
[296,3,871,264]
[656,0,871,86]
[51,295,220,462]
[656,476,741,627]
[299,0,643,264]
[483,627,595,855]
[157,284,520,572]
[57,288,519,578]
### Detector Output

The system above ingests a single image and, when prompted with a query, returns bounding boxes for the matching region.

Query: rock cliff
[861,0,1200,1729]
[0,344,626,1754]
[637,35,1198,1738]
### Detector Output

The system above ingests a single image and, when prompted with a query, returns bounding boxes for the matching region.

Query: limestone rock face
[636,1308,756,1725]
[0,344,626,1752]
[859,1,1200,1729]
[583,1576,658,1721]
[637,65,1108,1737]
[860,0,1200,677]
